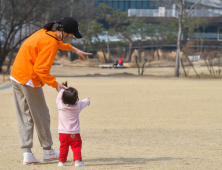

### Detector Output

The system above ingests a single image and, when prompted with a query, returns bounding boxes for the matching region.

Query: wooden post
[182,49,200,78]
[181,59,187,77]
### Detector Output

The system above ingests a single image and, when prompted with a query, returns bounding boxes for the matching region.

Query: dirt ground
[49,65,221,78]
[0,76,222,170]
[1,61,221,78]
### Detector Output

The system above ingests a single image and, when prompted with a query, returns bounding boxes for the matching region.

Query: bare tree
[0,0,70,73]
[0,0,39,73]
[175,0,203,77]
[0,0,97,73]
[160,0,206,77]
[66,0,96,21]
[135,56,152,76]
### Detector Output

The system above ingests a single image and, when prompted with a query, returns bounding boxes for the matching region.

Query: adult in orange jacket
[10,17,91,165]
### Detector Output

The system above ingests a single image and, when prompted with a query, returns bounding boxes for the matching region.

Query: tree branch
[189,0,202,11]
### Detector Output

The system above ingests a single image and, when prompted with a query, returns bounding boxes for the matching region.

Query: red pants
[59,133,82,162]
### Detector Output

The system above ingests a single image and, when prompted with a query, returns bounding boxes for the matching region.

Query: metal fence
[188,33,222,41]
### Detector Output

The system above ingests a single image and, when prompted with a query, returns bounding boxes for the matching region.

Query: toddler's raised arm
[79,98,90,110]
[56,89,65,105]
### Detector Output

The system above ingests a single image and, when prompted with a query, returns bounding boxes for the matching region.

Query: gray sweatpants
[12,80,53,153]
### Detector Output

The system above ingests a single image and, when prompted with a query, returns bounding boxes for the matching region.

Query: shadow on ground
[83,157,182,166]
[41,157,183,166]
[0,83,12,91]
[53,72,174,78]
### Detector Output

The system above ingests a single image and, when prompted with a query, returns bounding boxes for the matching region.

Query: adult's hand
[77,50,92,60]
[56,83,66,92]
[69,46,92,60]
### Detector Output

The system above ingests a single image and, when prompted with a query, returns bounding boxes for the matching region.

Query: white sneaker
[58,162,66,166]
[75,161,85,167]
[23,152,41,165]
[43,148,59,162]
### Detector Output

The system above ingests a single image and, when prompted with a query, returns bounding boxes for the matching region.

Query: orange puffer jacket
[11,29,71,88]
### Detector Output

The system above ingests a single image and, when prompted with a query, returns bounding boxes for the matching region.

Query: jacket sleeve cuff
[52,81,59,88]
[62,44,71,51]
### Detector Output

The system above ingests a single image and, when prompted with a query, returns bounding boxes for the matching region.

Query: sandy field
[0,76,222,170]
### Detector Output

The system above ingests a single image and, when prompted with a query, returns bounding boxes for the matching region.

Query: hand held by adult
[56,83,66,92]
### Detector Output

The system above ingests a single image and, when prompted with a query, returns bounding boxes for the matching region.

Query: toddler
[56,82,90,167]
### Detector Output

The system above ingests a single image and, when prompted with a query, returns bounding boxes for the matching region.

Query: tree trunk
[0,52,7,73]
[7,36,15,75]
[0,41,2,73]
[175,0,184,77]
[106,31,110,61]
[138,40,143,62]
[156,41,160,60]
[157,48,160,60]
[151,39,154,60]
[182,27,189,46]
[0,61,3,73]
[128,41,133,62]
[97,37,107,63]
[135,56,140,75]
[70,0,73,17]
[141,59,147,75]
[7,51,13,75]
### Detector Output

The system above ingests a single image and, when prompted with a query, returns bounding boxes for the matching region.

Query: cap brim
[73,32,82,39]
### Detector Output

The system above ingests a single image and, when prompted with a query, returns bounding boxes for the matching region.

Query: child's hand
[88,97,90,106]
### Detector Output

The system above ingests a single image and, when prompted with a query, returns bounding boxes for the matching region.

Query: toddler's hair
[62,81,79,105]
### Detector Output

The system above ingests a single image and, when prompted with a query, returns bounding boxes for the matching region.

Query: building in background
[96,0,222,41]
[96,0,160,11]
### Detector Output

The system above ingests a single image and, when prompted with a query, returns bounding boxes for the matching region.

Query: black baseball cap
[60,17,82,39]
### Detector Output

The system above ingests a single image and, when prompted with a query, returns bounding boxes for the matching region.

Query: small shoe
[58,162,66,166]
[23,152,41,165]
[43,147,59,162]
[75,161,85,167]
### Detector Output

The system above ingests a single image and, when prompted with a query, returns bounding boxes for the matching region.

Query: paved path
[0,83,12,91]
